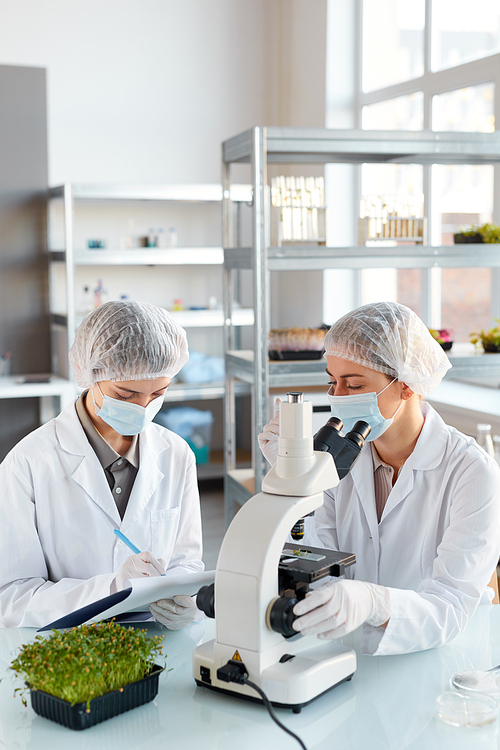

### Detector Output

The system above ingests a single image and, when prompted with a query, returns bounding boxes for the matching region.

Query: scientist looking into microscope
[0,300,203,629]
[259,301,500,656]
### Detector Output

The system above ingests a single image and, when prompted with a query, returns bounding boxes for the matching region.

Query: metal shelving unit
[48,183,253,364]
[48,183,253,478]
[0,375,77,426]
[222,126,500,521]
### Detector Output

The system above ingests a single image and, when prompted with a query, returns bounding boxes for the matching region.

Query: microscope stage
[280,544,355,584]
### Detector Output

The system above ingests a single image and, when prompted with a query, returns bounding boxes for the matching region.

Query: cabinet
[222,126,500,520]
[48,183,253,478]
[0,65,76,460]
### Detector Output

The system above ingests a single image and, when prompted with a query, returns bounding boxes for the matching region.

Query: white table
[0,375,76,424]
[2,607,500,749]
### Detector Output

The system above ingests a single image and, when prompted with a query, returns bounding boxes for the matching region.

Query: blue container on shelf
[154,407,213,464]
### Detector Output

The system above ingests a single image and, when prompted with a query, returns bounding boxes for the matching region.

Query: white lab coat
[0,400,203,628]
[309,403,500,656]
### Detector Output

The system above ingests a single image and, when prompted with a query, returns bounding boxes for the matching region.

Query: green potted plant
[470,319,500,352]
[454,223,500,244]
[9,620,164,730]
[429,328,453,351]
[478,223,500,243]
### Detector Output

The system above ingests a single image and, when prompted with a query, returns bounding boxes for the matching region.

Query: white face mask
[327,378,403,441]
[92,384,164,436]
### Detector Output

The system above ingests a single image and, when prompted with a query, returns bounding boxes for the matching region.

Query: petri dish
[436,690,499,728]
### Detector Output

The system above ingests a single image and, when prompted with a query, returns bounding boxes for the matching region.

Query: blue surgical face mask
[91,383,164,436]
[327,378,402,442]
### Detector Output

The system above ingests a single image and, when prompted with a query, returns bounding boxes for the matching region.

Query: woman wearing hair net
[259,301,500,655]
[0,300,204,628]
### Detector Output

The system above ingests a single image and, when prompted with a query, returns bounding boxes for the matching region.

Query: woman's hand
[292,579,391,640]
[112,551,166,593]
[150,595,197,629]
[257,398,281,465]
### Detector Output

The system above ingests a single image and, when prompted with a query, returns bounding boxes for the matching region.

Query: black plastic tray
[269,350,324,361]
[29,664,163,730]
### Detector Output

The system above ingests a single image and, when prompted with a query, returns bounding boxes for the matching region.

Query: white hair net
[69,300,189,388]
[324,301,452,397]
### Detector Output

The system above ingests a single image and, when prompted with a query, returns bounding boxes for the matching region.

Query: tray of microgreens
[9,620,165,730]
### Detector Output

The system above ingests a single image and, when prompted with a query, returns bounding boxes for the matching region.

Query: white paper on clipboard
[117,570,216,616]
[39,569,215,631]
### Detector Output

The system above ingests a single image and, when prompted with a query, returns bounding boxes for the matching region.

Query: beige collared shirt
[75,391,139,519]
[371,442,394,523]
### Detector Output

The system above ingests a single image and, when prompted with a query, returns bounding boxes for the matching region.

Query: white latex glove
[292,579,391,640]
[257,398,281,465]
[111,551,166,593]
[149,595,198,630]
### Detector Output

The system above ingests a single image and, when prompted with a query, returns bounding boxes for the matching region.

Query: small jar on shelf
[476,423,495,458]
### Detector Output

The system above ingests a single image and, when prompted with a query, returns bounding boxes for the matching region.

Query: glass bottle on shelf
[168,227,178,248]
[147,228,157,248]
[94,279,108,308]
[476,423,495,458]
[493,435,500,466]
[78,285,94,315]
[157,228,167,248]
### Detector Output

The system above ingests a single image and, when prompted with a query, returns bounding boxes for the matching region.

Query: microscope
[193,393,370,712]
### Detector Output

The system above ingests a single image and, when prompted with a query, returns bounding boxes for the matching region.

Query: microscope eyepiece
[344,420,371,448]
[313,417,371,480]
[312,417,343,453]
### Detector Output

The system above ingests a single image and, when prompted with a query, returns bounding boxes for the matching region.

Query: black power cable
[217,659,308,750]
[241,676,308,750]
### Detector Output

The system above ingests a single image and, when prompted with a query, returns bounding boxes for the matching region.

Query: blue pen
[113,529,165,574]
[114,529,141,554]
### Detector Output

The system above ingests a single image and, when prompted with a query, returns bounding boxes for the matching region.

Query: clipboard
[38,569,215,631]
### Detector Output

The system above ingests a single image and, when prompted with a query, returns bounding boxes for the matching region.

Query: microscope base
[195,675,352,714]
[194,673,353,713]
[193,638,356,712]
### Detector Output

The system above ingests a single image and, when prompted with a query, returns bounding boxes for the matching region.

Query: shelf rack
[48,182,253,363]
[222,126,500,521]
[0,375,76,425]
[48,183,253,478]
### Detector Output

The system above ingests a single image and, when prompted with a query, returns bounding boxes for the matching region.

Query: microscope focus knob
[196,583,215,618]
[266,596,298,637]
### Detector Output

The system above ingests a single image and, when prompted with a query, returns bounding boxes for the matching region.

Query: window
[432,83,495,133]
[361,94,424,313]
[354,0,500,339]
[362,0,425,91]
[362,92,424,131]
[431,0,500,71]
[432,82,495,339]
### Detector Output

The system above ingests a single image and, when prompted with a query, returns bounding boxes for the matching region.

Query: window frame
[356,0,500,327]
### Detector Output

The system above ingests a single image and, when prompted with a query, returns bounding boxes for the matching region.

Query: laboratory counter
[1,607,500,750]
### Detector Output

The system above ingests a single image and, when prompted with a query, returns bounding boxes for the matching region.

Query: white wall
[266,0,329,329]
[323,0,360,325]
[0,0,271,184]
[266,0,327,128]
[0,0,329,185]
[0,0,330,342]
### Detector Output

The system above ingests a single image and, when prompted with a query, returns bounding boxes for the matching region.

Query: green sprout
[9,621,164,710]
[459,223,500,243]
